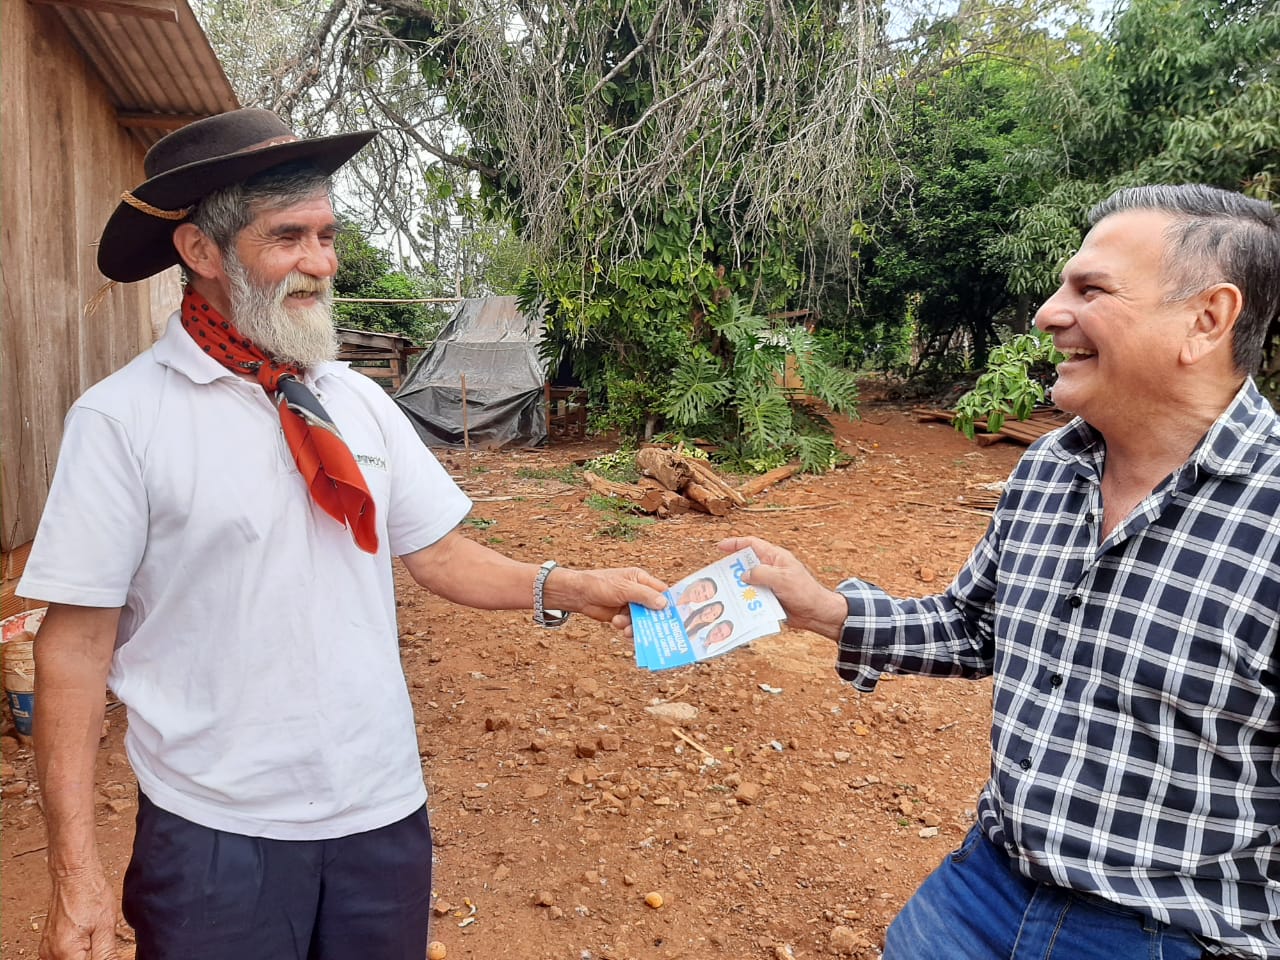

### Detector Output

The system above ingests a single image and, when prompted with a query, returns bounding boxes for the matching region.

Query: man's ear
[172,223,224,281]
[1181,282,1242,367]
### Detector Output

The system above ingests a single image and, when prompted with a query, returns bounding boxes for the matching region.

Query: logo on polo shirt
[354,453,388,471]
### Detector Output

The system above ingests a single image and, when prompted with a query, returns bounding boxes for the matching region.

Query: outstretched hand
[546,566,669,631]
[718,536,847,640]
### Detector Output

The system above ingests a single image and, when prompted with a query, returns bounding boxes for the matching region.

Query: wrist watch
[532,559,570,628]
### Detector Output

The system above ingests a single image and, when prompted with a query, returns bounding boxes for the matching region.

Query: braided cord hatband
[120,189,191,221]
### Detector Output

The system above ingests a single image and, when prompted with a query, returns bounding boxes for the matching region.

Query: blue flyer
[630,547,785,671]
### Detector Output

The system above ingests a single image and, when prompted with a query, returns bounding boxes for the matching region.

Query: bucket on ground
[2,608,46,741]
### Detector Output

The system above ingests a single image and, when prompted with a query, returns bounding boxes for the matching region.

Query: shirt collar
[1042,378,1278,483]
[152,312,347,388]
[1193,378,1279,479]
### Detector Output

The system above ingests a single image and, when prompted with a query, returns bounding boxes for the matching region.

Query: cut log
[583,471,664,513]
[636,447,693,492]
[639,478,693,515]
[736,463,802,499]
[683,482,733,516]
[684,458,747,506]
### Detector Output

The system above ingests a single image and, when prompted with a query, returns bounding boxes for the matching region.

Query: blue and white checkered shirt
[836,379,1280,958]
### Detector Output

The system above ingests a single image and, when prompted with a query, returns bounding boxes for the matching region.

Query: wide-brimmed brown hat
[98,108,375,283]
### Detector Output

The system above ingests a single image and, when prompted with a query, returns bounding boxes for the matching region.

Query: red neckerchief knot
[180,287,378,553]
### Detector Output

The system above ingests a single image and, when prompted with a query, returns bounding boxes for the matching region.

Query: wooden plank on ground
[737,463,801,499]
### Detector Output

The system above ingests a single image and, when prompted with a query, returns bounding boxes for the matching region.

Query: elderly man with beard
[722,185,1280,959]
[18,109,668,960]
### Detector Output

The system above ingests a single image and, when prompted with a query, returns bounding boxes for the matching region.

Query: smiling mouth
[1058,347,1097,362]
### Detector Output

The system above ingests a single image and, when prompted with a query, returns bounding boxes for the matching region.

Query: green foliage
[333,226,444,342]
[584,493,655,541]
[857,30,1087,375]
[654,296,858,474]
[513,465,581,484]
[391,0,880,471]
[583,449,640,484]
[953,332,1065,439]
[995,0,1280,299]
[415,166,531,297]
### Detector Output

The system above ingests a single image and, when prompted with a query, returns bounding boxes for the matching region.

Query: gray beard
[223,252,339,368]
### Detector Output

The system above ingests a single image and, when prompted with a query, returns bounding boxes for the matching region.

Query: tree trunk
[639,478,693,515]
[683,482,732,516]
[637,447,693,492]
[685,458,746,506]
[583,471,663,513]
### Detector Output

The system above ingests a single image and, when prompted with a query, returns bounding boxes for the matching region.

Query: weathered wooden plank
[0,0,164,549]
[28,0,178,24]
[736,463,802,499]
[348,366,398,381]
[0,0,38,550]
[116,110,207,129]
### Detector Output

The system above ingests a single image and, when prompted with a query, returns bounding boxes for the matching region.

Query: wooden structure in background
[337,328,422,393]
[545,385,588,440]
[913,406,1073,446]
[1,0,237,602]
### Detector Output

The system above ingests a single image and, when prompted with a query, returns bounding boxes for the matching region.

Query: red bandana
[180,287,378,553]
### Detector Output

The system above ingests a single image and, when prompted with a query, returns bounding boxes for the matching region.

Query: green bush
[953,332,1064,439]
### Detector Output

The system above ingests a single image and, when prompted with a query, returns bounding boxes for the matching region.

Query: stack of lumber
[584,447,801,518]
[912,406,1072,446]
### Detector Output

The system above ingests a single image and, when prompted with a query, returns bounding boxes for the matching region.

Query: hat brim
[98,129,376,283]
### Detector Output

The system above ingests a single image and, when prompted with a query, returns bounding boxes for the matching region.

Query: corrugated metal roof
[48,0,239,149]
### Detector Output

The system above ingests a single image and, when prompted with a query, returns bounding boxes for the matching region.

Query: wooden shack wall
[1,0,180,553]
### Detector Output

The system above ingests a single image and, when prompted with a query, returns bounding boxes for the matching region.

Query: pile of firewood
[583,447,800,518]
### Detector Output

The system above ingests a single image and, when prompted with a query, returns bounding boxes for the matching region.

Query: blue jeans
[884,825,1207,960]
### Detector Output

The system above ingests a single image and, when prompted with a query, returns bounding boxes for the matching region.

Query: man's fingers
[718,535,788,566]
[739,562,784,590]
[629,586,668,610]
[718,535,760,554]
[599,569,668,609]
[627,569,670,596]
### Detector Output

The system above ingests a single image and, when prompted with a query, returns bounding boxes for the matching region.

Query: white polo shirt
[20,314,471,839]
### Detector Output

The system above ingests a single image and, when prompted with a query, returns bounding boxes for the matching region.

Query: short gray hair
[1088,185,1280,375]
[188,161,333,254]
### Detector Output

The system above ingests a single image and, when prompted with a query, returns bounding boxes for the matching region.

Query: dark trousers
[123,792,433,960]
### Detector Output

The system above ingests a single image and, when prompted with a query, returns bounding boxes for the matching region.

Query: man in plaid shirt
[723,184,1279,959]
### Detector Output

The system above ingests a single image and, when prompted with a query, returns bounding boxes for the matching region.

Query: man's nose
[298,238,338,278]
[1034,287,1070,332]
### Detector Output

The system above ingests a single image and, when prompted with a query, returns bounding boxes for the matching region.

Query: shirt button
[1067,594,1083,609]
[1019,758,1032,770]
[1050,674,1064,688]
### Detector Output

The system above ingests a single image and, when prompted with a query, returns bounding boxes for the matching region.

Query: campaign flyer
[630,547,785,671]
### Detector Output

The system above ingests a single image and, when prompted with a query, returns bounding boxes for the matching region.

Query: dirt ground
[1,403,1026,960]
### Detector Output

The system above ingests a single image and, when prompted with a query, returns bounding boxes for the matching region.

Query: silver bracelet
[532,559,570,628]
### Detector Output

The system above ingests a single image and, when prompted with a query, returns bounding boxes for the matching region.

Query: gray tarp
[394,296,549,448]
